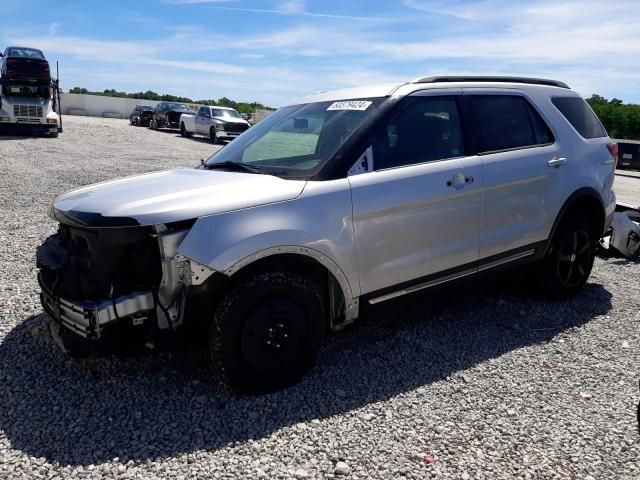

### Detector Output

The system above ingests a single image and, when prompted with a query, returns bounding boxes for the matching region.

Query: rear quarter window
[551,97,607,139]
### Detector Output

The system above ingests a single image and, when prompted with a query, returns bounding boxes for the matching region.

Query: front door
[195,107,209,134]
[348,91,484,297]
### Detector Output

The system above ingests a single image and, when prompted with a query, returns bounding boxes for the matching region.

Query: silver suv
[37,76,617,393]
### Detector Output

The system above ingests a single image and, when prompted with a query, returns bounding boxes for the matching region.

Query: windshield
[212,108,242,119]
[7,47,45,59]
[205,98,384,177]
[168,103,190,110]
[4,83,50,98]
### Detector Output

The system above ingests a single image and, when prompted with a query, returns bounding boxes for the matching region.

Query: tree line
[586,95,640,140]
[67,87,273,114]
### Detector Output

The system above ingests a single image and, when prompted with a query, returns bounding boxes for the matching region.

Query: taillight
[607,143,619,167]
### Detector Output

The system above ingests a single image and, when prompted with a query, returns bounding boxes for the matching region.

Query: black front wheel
[210,271,325,394]
[538,216,596,298]
[209,127,218,144]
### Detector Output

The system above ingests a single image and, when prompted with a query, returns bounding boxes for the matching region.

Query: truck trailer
[0,46,61,137]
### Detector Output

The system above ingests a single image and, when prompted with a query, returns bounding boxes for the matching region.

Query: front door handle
[446,172,472,189]
[547,157,568,168]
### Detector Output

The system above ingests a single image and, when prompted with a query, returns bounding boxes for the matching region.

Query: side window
[551,97,607,139]
[197,107,205,116]
[470,95,553,153]
[372,96,464,170]
[528,103,553,145]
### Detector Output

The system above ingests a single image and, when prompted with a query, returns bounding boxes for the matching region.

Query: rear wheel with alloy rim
[210,271,325,394]
[539,215,596,298]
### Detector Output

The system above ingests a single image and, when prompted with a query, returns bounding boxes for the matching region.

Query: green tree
[586,95,640,139]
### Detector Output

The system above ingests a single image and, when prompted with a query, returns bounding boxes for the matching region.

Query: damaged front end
[36,220,211,341]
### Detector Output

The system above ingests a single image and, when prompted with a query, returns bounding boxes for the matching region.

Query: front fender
[176,179,360,299]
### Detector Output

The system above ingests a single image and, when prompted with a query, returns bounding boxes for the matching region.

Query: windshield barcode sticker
[327,101,372,111]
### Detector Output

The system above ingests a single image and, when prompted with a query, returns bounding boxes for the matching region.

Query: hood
[212,116,250,126]
[52,168,307,227]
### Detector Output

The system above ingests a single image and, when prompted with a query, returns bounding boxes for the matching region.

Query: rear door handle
[547,157,568,168]
[446,172,473,189]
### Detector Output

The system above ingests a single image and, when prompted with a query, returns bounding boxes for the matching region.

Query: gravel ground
[0,116,639,479]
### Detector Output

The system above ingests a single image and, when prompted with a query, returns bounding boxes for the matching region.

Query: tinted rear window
[619,143,640,158]
[470,95,553,153]
[551,97,606,139]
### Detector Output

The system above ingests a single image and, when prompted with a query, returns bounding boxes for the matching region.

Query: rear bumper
[605,190,617,233]
[38,273,154,339]
[618,161,640,170]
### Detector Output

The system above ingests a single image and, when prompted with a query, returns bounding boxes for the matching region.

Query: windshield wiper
[203,160,264,174]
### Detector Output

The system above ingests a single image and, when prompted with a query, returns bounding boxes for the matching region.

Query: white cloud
[199,5,384,21]
[48,22,60,35]
[237,53,265,59]
[163,0,238,4]
[12,35,245,74]
[278,0,306,14]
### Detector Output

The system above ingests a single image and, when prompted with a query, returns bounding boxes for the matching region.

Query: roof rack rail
[414,76,570,89]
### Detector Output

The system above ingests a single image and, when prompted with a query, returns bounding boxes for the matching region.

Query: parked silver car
[179,105,250,143]
[37,76,617,393]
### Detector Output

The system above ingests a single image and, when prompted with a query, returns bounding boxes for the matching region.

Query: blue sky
[1,0,639,105]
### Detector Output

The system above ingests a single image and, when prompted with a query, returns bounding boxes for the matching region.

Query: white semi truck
[0,46,62,137]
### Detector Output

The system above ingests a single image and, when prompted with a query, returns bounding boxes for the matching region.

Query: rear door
[463,89,570,261]
[349,90,484,297]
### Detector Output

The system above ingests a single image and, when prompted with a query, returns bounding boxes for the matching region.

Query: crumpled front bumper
[38,273,154,339]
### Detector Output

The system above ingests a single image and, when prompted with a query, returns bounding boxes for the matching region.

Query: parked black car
[615,139,640,171]
[129,105,154,126]
[149,102,192,130]
[0,46,51,83]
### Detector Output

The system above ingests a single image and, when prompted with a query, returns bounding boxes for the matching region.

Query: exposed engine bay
[36,221,213,340]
